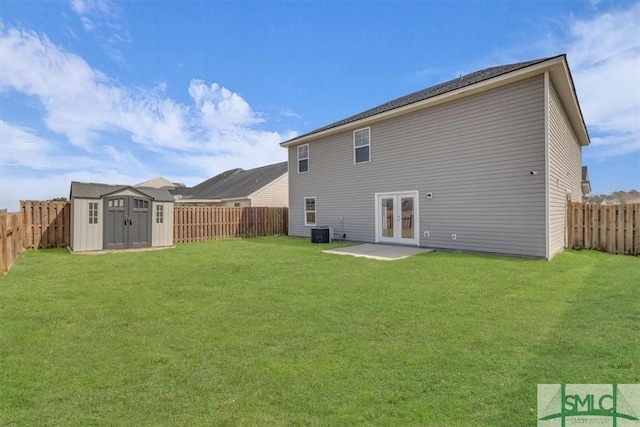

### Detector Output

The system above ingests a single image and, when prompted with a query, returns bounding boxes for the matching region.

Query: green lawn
[1,237,638,426]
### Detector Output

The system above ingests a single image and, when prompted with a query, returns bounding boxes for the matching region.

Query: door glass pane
[381,198,394,238]
[401,197,414,239]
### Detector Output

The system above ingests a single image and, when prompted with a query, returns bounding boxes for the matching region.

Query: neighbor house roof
[281,54,590,147]
[70,181,174,202]
[172,162,288,201]
[136,177,184,189]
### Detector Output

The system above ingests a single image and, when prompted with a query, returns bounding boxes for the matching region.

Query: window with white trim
[156,205,164,224]
[88,202,98,224]
[354,128,370,163]
[304,197,316,226]
[298,144,309,173]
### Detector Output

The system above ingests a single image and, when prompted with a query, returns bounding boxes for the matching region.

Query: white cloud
[0,21,294,211]
[566,3,640,158]
[0,121,57,168]
[68,0,129,64]
[0,120,150,173]
[470,3,639,161]
[588,133,640,157]
[70,0,89,15]
[279,108,301,119]
[189,80,264,131]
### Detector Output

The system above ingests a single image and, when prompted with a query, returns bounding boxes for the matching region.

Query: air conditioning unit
[311,227,332,243]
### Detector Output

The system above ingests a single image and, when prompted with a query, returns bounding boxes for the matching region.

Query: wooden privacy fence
[174,206,288,243]
[0,212,25,274]
[566,201,640,255]
[22,201,71,249]
[0,201,71,273]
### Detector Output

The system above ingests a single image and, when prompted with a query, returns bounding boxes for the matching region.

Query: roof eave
[103,186,154,200]
[280,55,590,148]
[547,58,591,147]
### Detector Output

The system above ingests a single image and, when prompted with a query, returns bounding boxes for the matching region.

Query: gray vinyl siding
[547,79,583,258]
[151,202,174,247]
[289,76,548,257]
[71,198,103,251]
[251,173,289,207]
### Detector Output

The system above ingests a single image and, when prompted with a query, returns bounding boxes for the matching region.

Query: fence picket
[566,202,639,255]
[171,206,288,243]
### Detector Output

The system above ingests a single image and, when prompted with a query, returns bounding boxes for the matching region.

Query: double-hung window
[298,144,309,173]
[354,128,370,163]
[304,197,316,226]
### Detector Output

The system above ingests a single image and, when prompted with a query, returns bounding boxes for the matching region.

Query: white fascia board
[280,56,589,148]
[547,61,590,146]
[105,186,152,199]
[219,197,249,202]
[174,198,223,203]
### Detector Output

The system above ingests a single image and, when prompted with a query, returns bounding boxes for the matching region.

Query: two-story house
[280,54,590,259]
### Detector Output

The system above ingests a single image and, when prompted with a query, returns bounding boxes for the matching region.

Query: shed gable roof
[281,54,589,147]
[70,181,174,202]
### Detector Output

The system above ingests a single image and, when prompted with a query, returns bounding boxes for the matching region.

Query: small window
[298,144,309,173]
[354,128,370,164]
[304,197,316,226]
[234,202,241,207]
[88,202,98,224]
[156,205,163,224]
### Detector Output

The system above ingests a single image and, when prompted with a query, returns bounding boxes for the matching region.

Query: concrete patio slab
[323,243,433,261]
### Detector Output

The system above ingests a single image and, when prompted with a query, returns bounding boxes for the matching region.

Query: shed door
[128,198,151,248]
[104,197,126,250]
[104,196,151,250]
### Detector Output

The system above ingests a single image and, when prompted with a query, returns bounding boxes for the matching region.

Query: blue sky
[1,0,639,211]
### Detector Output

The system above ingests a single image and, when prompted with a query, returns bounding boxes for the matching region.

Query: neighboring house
[281,54,590,259]
[600,196,640,205]
[171,162,288,207]
[581,166,591,199]
[136,177,186,189]
[69,181,174,252]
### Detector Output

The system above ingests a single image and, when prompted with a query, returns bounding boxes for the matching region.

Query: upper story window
[298,144,309,173]
[304,197,316,226]
[88,202,98,224]
[354,128,370,164]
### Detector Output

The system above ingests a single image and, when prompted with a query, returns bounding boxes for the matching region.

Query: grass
[1,237,639,426]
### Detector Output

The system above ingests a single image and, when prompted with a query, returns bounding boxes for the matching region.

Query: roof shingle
[172,162,288,200]
[284,55,562,144]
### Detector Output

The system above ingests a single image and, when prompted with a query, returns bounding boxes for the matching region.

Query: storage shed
[69,181,174,252]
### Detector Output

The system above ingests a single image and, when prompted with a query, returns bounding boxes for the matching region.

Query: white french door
[375,192,419,245]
